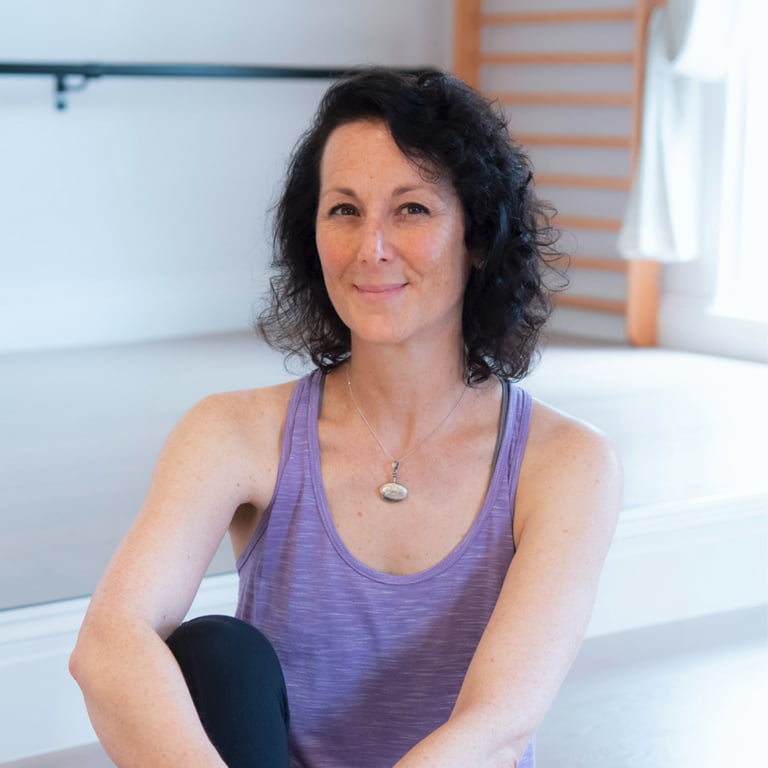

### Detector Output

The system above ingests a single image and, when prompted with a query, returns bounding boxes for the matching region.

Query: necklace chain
[346,369,468,472]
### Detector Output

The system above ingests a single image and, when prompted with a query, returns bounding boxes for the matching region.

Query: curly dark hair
[257,67,560,382]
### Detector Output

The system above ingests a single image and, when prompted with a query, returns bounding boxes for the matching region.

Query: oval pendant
[379,482,408,502]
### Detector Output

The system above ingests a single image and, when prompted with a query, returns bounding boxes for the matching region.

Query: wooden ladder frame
[453,0,665,346]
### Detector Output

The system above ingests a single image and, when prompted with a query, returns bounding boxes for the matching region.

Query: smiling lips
[355,283,407,299]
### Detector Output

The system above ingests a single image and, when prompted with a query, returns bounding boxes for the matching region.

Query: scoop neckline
[307,370,510,585]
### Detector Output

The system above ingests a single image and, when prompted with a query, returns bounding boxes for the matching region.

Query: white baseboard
[1,496,766,763]
[587,494,768,636]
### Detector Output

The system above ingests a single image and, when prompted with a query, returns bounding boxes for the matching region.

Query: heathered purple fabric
[236,370,535,767]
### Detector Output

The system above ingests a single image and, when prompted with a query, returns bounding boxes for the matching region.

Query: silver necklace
[346,370,468,502]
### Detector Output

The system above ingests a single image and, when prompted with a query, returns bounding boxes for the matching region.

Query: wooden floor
[537,605,767,767]
[4,606,765,767]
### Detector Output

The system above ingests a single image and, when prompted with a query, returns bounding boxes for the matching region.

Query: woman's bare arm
[394,402,623,766]
[70,388,287,767]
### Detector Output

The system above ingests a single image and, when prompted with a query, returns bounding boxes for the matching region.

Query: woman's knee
[168,615,280,668]
[167,615,290,767]
[167,615,287,714]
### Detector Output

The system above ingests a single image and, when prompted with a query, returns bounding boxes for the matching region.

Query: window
[714,1,768,323]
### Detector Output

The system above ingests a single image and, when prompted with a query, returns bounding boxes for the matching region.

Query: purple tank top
[236,370,534,767]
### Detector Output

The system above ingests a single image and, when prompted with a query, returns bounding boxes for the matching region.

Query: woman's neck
[349,333,466,392]
[333,337,471,457]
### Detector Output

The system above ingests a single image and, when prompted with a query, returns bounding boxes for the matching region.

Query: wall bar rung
[555,256,630,273]
[482,9,636,26]
[490,91,632,107]
[555,215,623,232]
[556,295,628,314]
[515,133,632,148]
[537,173,631,191]
[481,52,634,66]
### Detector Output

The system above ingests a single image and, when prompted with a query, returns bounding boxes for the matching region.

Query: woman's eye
[401,203,429,215]
[329,204,358,216]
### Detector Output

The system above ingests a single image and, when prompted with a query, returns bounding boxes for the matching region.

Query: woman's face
[315,119,472,350]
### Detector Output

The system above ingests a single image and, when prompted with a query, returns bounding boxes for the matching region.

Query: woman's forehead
[319,120,451,193]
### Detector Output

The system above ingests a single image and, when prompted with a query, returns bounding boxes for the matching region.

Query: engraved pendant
[379,482,408,502]
[379,460,408,502]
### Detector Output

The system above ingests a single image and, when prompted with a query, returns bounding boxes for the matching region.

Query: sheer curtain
[618,0,740,265]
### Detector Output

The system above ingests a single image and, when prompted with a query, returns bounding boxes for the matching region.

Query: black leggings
[167,615,290,768]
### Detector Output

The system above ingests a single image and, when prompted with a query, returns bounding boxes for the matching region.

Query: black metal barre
[0,61,422,111]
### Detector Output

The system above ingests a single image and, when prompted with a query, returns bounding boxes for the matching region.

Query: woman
[71,69,621,768]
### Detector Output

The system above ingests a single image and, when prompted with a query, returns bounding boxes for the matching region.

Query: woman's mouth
[354,283,407,300]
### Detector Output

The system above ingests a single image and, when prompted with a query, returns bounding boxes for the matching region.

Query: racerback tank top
[236,369,534,767]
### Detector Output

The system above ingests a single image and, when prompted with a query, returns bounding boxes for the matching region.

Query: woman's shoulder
[155,378,301,512]
[194,379,298,423]
[517,397,623,521]
[526,397,617,462]
[168,379,301,463]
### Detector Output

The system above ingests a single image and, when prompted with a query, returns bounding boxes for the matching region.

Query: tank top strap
[499,379,533,499]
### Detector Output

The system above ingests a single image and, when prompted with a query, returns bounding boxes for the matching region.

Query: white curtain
[618,0,740,263]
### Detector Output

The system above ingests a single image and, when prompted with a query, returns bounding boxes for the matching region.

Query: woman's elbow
[68,643,82,683]
[69,612,124,692]
[69,623,101,690]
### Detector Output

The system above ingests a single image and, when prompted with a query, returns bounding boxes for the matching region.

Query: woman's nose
[359,216,392,263]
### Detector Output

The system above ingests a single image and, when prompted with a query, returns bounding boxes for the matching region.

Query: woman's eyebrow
[392,185,431,196]
[319,186,357,199]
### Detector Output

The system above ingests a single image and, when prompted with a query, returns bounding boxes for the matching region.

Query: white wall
[0,1,452,353]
